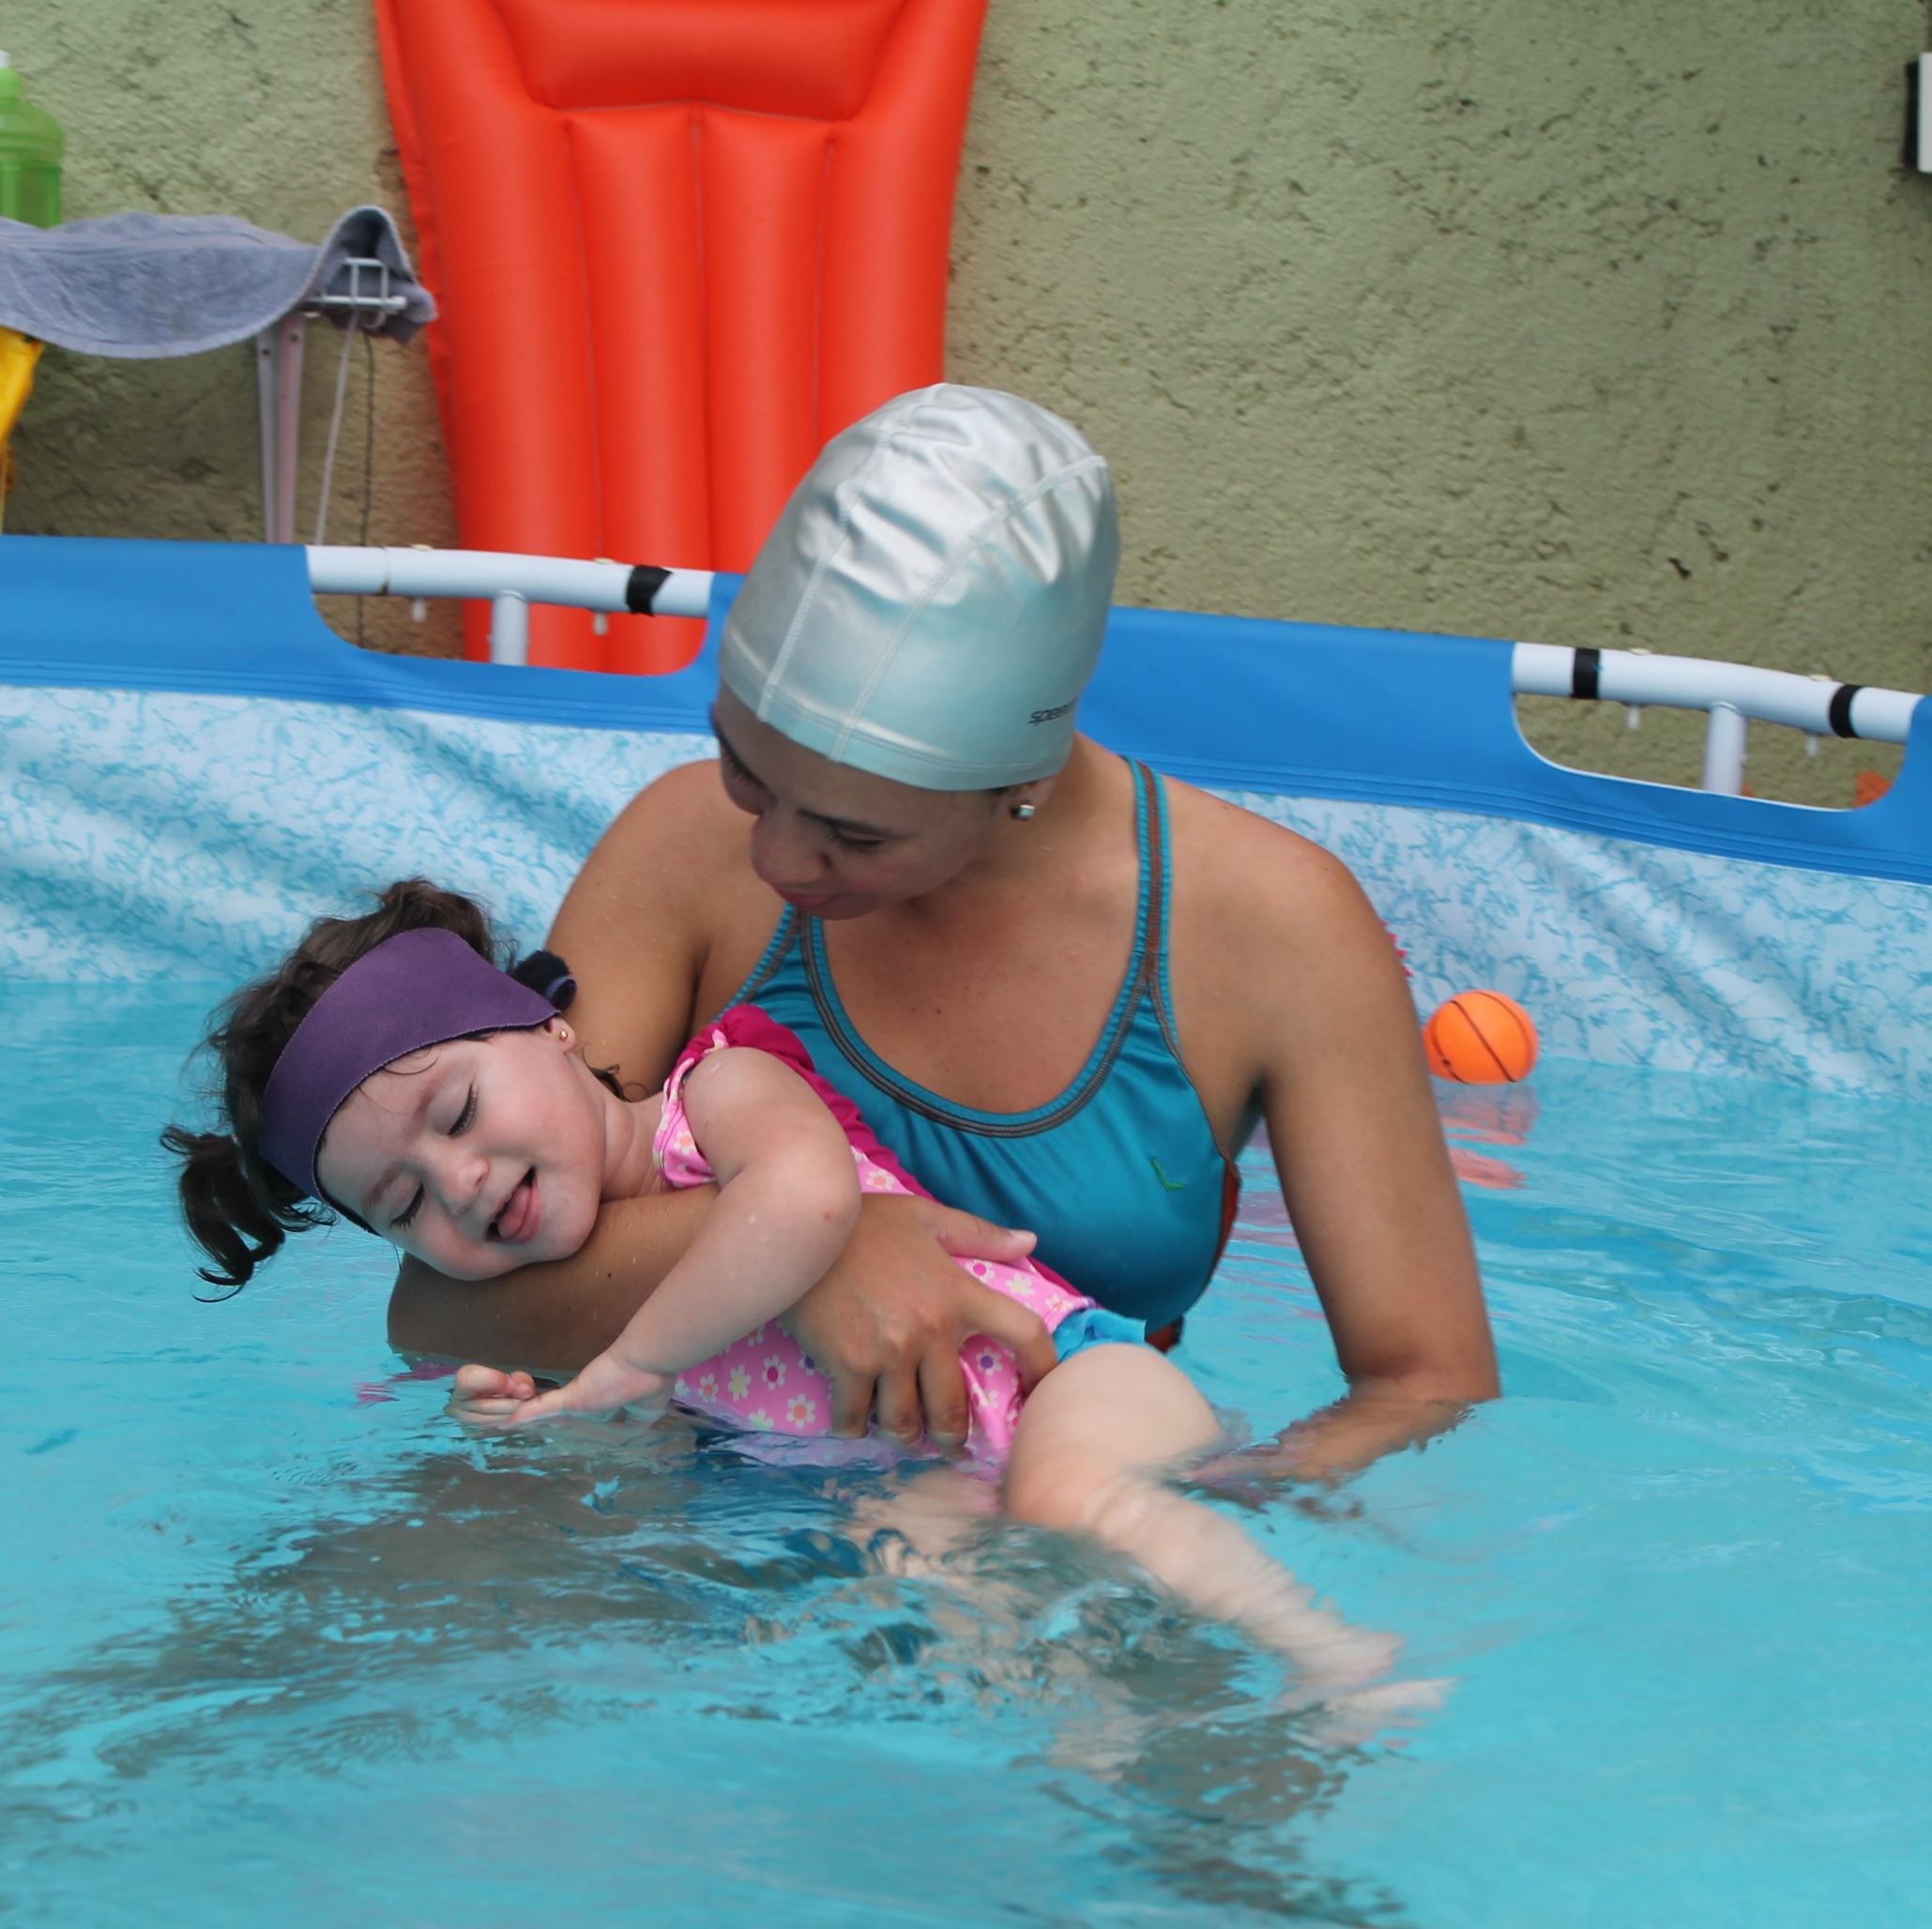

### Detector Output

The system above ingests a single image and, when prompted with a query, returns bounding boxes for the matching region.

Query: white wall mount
[1906,55,1932,173]
[256,258,412,546]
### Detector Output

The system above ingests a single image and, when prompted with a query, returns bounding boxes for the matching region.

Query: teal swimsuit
[721,763,1239,1330]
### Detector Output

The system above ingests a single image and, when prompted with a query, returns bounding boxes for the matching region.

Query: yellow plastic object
[0,326,44,530]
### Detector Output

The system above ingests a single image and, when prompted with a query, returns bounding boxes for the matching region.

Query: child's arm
[471,1047,860,1423]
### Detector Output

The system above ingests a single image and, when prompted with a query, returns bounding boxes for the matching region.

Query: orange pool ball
[1424,991,1540,1084]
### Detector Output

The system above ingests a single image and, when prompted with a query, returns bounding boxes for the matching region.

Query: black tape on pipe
[1571,648,1601,701]
[625,565,672,615]
[1827,684,1864,739]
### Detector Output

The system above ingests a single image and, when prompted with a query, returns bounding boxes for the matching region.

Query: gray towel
[0,205,435,357]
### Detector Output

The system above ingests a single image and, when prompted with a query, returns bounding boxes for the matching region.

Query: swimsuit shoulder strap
[723,904,800,1010]
[1132,760,1191,1048]
[1129,760,1171,998]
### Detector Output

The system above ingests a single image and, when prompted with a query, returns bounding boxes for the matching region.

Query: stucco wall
[9,1,457,659]
[12,0,1929,802]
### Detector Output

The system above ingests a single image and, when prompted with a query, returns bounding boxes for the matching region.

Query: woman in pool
[388,386,1499,1479]
[164,880,1430,1717]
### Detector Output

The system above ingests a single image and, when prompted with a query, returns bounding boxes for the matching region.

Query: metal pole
[255,314,307,544]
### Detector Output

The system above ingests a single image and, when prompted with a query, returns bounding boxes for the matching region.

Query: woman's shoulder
[1157,772,1413,1090]
[551,759,776,1086]
[598,755,746,866]
[565,757,767,919]
[1134,768,1408,1104]
[1163,773,1376,949]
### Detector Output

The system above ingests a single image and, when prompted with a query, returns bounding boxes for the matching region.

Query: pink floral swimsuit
[653,1006,1139,1464]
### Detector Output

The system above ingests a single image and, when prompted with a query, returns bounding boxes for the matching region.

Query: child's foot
[1292,1670,1453,1748]
[848,1466,999,1575]
[1271,1622,1453,1746]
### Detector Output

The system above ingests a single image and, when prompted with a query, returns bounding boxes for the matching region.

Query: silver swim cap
[719,386,1119,790]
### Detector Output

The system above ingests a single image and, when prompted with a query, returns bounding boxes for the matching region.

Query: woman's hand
[782,1194,1060,1451]
[415,1190,1058,1448]
[1228,1386,1481,1486]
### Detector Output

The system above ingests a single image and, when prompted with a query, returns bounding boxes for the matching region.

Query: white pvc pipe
[1700,702,1749,795]
[302,549,1925,754]
[489,590,529,667]
[306,546,713,618]
[1512,641,1921,746]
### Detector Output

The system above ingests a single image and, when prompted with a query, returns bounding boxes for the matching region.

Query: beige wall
[15,0,1930,802]
[12,1,458,657]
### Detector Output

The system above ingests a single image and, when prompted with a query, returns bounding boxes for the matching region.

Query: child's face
[314,1020,610,1281]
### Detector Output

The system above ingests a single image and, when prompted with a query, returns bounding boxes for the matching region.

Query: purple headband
[259,926,557,1199]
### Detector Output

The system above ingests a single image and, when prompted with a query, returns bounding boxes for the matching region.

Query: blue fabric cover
[2,536,1921,884]
[2,536,1928,1098]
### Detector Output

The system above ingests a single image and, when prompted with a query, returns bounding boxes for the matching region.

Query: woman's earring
[1011,802,1037,821]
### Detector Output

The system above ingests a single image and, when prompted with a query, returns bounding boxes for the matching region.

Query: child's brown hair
[163,880,522,1292]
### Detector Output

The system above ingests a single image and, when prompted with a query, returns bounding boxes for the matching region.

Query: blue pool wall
[2,537,1927,1098]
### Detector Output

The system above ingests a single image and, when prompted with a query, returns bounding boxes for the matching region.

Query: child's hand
[467,1350,672,1429]
[514,1350,671,1424]
[449,1363,544,1426]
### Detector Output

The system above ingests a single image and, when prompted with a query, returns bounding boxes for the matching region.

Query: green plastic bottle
[0,52,63,227]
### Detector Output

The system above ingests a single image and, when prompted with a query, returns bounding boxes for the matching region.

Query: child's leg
[1002,1345,1423,1712]
[847,1464,1001,1573]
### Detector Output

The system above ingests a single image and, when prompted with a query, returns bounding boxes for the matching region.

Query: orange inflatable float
[374,0,990,671]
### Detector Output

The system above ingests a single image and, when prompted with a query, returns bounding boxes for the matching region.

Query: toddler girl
[167,880,1436,1725]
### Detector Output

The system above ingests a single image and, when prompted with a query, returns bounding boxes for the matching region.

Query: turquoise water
[6,986,1930,1926]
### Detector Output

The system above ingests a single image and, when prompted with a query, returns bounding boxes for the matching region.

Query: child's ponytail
[160,1121,322,1293]
[161,878,513,1293]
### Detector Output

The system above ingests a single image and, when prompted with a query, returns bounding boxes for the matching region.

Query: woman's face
[314,1022,611,1281]
[710,688,1010,919]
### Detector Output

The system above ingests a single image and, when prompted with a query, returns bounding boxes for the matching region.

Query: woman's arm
[389,1185,716,1375]
[1199,814,1499,1481]
[473,1050,862,1423]
[403,1178,1061,1435]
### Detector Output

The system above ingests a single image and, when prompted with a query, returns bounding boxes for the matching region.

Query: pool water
[6,986,1929,1926]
